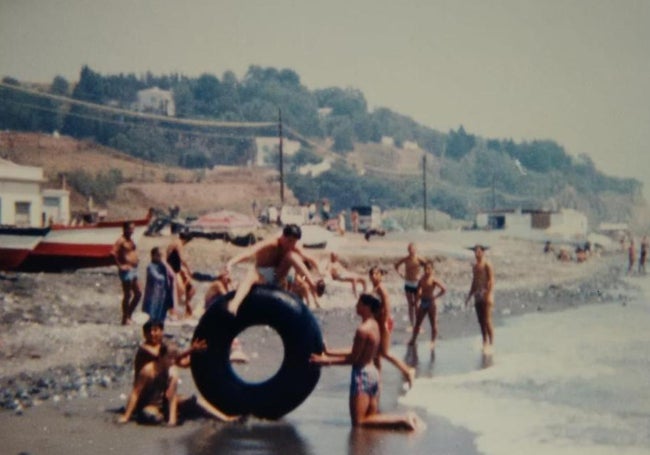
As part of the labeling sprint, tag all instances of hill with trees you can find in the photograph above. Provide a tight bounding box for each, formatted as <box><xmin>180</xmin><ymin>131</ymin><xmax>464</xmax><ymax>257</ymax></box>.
<box><xmin>0</xmin><ymin>65</ymin><xmax>647</xmax><ymax>230</ymax></box>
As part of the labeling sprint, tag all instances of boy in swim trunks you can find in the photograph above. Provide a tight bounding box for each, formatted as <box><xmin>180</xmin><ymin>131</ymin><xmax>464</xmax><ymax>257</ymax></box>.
<box><xmin>408</xmin><ymin>260</ymin><xmax>446</xmax><ymax>349</ymax></box>
<box><xmin>369</xmin><ymin>266</ymin><xmax>415</xmax><ymax>388</ymax></box>
<box><xmin>311</xmin><ymin>294</ymin><xmax>421</xmax><ymax>430</ymax></box>
<box><xmin>112</xmin><ymin>221</ymin><xmax>142</xmax><ymax>325</ymax></box>
<box><xmin>394</xmin><ymin>243</ymin><xmax>427</xmax><ymax>331</ymax></box>
<box><xmin>118</xmin><ymin>321</ymin><xmax>237</xmax><ymax>426</ymax></box>
<box><xmin>464</xmin><ymin>245</ymin><xmax>495</xmax><ymax>353</ymax></box>
<box><xmin>224</xmin><ymin>224</ymin><xmax>325</xmax><ymax>315</ymax></box>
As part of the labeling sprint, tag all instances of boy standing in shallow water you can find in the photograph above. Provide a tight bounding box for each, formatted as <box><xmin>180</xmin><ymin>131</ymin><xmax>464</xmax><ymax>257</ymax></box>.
<box><xmin>394</xmin><ymin>243</ymin><xmax>427</xmax><ymax>331</ymax></box>
<box><xmin>464</xmin><ymin>245</ymin><xmax>495</xmax><ymax>353</ymax></box>
<box><xmin>408</xmin><ymin>260</ymin><xmax>446</xmax><ymax>350</ymax></box>
<box><xmin>311</xmin><ymin>294</ymin><xmax>422</xmax><ymax>430</ymax></box>
<box><xmin>369</xmin><ymin>266</ymin><xmax>415</xmax><ymax>388</ymax></box>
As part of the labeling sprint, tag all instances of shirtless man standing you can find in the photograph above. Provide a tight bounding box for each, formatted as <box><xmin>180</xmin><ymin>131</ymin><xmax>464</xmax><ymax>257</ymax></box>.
<box><xmin>224</xmin><ymin>224</ymin><xmax>325</xmax><ymax>315</ymax></box>
<box><xmin>464</xmin><ymin>245</ymin><xmax>495</xmax><ymax>353</ymax></box>
<box><xmin>311</xmin><ymin>294</ymin><xmax>421</xmax><ymax>430</ymax></box>
<box><xmin>112</xmin><ymin>221</ymin><xmax>142</xmax><ymax>325</ymax></box>
<box><xmin>408</xmin><ymin>260</ymin><xmax>446</xmax><ymax>350</ymax></box>
<box><xmin>394</xmin><ymin>243</ymin><xmax>427</xmax><ymax>331</ymax></box>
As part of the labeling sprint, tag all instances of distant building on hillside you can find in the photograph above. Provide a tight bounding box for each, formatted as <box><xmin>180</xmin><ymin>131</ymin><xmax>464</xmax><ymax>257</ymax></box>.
<box><xmin>135</xmin><ymin>87</ymin><xmax>175</xmax><ymax>116</ymax></box>
<box><xmin>254</xmin><ymin>137</ymin><xmax>301</xmax><ymax>167</ymax></box>
<box><xmin>381</xmin><ymin>136</ymin><xmax>395</xmax><ymax>147</ymax></box>
<box><xmin>474</xmin><ymin>208</ymin><xmax>588</xmax><ymax>240</ymax></box>
<box><xmin>402</xmin><ymin>140</ymin><xmax>420</xmax><ymax>151</ymax></box>
<box><xmin>297</xmin><ymin>159</ymin><xmax>332</xmax><ymax>177</ymax></box>
<box><xmin>317</xmin><ymin>107</ymin><xmax>333</xmax><ymax>119</ymax></box>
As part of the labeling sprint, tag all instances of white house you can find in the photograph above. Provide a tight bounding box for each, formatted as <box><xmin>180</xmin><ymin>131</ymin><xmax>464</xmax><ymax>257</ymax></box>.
<box><xmin>402</xmin><ymin>140</ymin><xmax>420</xmax><ymax>151</ymax></box>
<box><xmin>254</xmin><ymin>137</ymin><xmax>301</xmax><ymax>167</ymax></box>
<box><xmin>297</xmin><ymin>158</ymin><xmax>332</xmax><ymax>177</ymax></box>
<box><xmin>135</xmin><ymin>87</ymin><xmax>175</xmax><ymax>116</ymax></box>
<box><xmin>475</xmin><ymin>208</ymin><xmax>588</xmax><ymax>240</ymax></box>
<box><xmin>317</xmin><ymin>107</ymin><xmax>332</xmax><ymax>119</ymax></box>
<box><xmin>0</xmin><ymin>159</ymin><xmax>70</xmax><ymax>227</ymax></box>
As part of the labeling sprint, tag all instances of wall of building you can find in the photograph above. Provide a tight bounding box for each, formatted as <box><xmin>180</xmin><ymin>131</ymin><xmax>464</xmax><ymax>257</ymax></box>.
<box><xmin>0</xmin><ymin>180</ymin><xmax>43</xmax><ymax>226</ymax></box>
<box><xmin>42</xmin><ymin>189</ymin><xmax>70</xmax><ymax>225</ymax></box>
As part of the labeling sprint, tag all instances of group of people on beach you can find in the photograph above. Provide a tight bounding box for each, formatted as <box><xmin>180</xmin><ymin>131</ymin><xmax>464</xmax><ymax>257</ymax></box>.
<box><xmin>111</xmin><ymin>221</ymin><xmax>495</xmax><ymax>430</ymax></box>
<box><xmin>626</xmin><ymin>235</ymin><xmax>649</xmax><ymax>275</ymax></box>
<box><xmin>112</xmin><ymin>222</ymin><xmax>197</xmax><ymax>326</ymax></box>
<box><xmin>394</xmin><ymin>242</ymin><xmax>495</xmax><ymax>353</ymax></box>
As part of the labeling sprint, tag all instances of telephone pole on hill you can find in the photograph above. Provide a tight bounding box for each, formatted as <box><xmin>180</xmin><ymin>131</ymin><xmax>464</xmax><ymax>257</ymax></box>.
<box><xmin>422</xmin><ymin>153</ymin><xmax>428</xmax><ymax>230</ymax></box>
<box><xmin>278</xmin><ymin>109</ymin><xmax>284</xmax><ymax>205</ymax></box>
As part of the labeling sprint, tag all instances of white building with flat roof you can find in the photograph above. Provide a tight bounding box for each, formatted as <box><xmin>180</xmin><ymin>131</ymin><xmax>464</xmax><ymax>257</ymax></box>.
<box><xmin>475</xmin><ymin>208</ymin><xmax>588</xmax><ymax>240</ymax></box>
<box><xmin>0</xmin><ymin>159</ymin><xmax>69</xmax><ymax>226</ymax></box>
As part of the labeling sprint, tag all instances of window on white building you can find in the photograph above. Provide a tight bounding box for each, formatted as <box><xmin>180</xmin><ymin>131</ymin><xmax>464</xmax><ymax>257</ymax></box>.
<box><xmin>15</xmin><ymin>201</ymin><xmax>31</xmax><ymax>226</ymax></box>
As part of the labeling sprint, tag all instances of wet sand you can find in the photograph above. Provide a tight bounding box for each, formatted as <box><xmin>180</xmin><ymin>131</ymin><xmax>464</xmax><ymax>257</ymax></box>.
<box><xmin>0</xmin><ymin>231</ymin><xmax>634</xmax><ymax>454</ymax></box>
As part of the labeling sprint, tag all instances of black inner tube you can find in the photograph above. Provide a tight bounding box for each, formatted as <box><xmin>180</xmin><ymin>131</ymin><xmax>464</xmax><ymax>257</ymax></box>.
<box><xmin>191</xmin><ymin>284</ymin><xmax>324</xmax><ymax>419</ymax></box>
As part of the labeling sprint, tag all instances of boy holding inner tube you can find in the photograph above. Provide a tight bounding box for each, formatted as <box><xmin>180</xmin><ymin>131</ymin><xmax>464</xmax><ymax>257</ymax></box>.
<box><xmin>310</xmin><ymin>294</ymin><xmax>422</xmax><ymax>430</ymax></box>
<box><xmin>224</xmin><ymin>224</ymin><xmax>325</xmax><ymax>315</ymax></box>
<box><xmin>117</xmin><ymin>320</ymin><xmax>237</xmax><ymax>425</ymax></box>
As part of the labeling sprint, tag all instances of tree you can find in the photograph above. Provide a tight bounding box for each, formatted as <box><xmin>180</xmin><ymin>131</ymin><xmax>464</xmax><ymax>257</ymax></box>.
<box><xmin>445</xmin><ymin>126</ymin><xmax>476</xmax><ymax>160</ymax></box>
<box><xmin>172</xmin><ymin>79</ymin><xmax>195</xmax><ymax>118</ymax></box>
<box><xmin>193</xmin><ymin>73</ymin><xmax>221</xmax><ymax>117</ymax></box>
<box><xmin>219</xmin><ymin>70</ymin><xmax>242</xmax><ymax>120</ymax></box>
<box><xmin>332</xmin><ymin>121</ymin><xmax>355</xmax><ymax>153</ymax></box>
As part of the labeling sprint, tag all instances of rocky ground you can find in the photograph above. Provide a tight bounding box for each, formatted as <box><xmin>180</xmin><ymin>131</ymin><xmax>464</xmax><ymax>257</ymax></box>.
<box><xmin>0</xmin><ymin>232</ymin><xmax>633</xmax><ymax>413</ymax></box>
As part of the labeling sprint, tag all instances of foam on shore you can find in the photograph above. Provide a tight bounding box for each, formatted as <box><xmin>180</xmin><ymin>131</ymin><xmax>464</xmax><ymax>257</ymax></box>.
<box><xmin>401</xmin><ymin>277</ymin><xmax>650</xmax><ymax>455</ymax></box>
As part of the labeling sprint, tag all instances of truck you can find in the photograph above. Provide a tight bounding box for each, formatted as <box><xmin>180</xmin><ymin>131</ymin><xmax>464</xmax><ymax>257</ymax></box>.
<box><xmin>350</xmin><ymin>205</ymin><xmax>382</xmax><ymax>232</ymax></box>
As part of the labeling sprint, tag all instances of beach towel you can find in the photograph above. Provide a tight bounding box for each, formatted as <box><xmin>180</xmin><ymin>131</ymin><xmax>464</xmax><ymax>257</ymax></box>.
<box><xmin>143</xmin><ymin>261</ymin><xmax>176</xmax><ymax>322</ymax></box>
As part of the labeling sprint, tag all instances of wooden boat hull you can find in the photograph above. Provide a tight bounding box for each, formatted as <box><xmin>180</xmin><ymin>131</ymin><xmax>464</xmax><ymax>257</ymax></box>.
<box><xmin>17</xmin><ymin>216</ymin><xmax>149</xmax><ymax>272</ymax></box>
<box><xmin>0</xmin><ymin>227</ymin><xmax>49</xmax><ymax>271</ymax></box>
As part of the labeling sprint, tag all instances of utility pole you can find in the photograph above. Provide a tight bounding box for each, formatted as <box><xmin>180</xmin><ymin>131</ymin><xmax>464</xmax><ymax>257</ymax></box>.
<box><xmin>278</xmin><ymin>109</ymin><xmax>284</xmax><ymax>205</ymax></box>
<box><xmin>422</xmin><ymin>153</ymin><xmax>427</xmax><ymax>230</ymax></box>
<box><xmin>491</xmin><ymin>173</ymin><xmax>496</xmax><ymax>210</ymax></box>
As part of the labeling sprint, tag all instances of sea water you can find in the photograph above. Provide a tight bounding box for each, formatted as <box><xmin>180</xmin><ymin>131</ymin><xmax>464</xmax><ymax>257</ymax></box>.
<box><xmin>401</xmin><ymin>278</ymin><xmax>650</xmax><ymax>455</ymax></box>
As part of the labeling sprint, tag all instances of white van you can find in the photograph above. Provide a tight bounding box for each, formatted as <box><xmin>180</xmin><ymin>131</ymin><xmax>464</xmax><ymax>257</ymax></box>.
<box><xmin>351</xmin><ymin>205</ymin><xmax>382</xmax><ymax>232</ymax></box>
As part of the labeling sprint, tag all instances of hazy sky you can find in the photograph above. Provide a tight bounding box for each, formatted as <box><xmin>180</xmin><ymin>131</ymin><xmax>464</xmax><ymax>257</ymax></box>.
<box><xmin>1</xmin><ymin>0</ymin><xmax>649</xmax><ymax>199</ymax></box>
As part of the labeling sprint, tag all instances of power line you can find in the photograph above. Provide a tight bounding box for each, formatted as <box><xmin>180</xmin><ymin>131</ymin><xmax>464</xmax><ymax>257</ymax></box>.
<box><xmin>0</xmin><ymin>98</ymin><xmax>275</xmax><ymax>141</ymax></box>
<box><xmin>0</xmin><ymin>82</ymin><xmax>275</xmax><ymax>129</ymax></box>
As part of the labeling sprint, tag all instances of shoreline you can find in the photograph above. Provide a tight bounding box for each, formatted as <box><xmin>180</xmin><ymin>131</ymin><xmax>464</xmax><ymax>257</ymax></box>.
<box><xmin>0</xmin><ymin>232</ymin><xmax>639</xmax><ymax>454</ymax></box>
<box><xmin>0</xmin><ymin>233</ymin><xmax>633</xmax><ymax>408</ymax></box>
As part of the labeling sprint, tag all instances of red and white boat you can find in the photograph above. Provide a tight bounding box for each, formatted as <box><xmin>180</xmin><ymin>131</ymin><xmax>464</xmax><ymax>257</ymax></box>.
<box><xmin>17</xmin><ymin>215</ymin><xmax>151</xmax><ymax>272</ymax></box>
<box><xmin>0</xmin><ymin>226</ymin><xmax>50</xmax><ymax>271</ymax></box>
